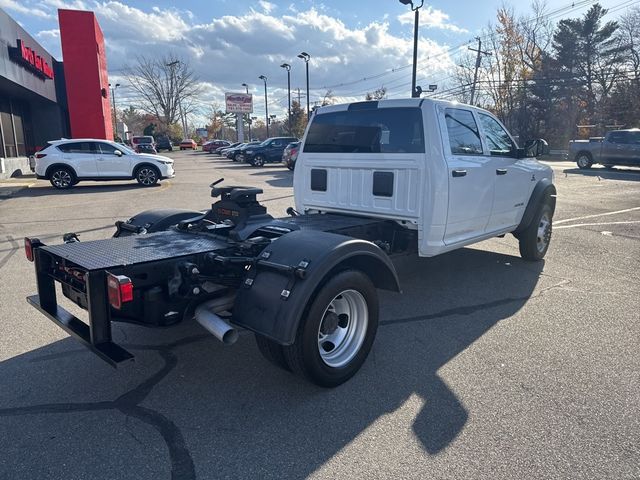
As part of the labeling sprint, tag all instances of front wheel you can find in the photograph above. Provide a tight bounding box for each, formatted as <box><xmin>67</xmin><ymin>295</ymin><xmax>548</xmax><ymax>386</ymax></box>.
<box><xmin>135</xmin><ymin>166</ymin><xmax>159</xmax><ymax>186</ymax></box>
<box><xmin>518</xmin><ymin>203</ymin><xmax>553</xmax><ymax>261</ymax></box>
<box><xmin>576</xmin><ymin>154</ymin><xmax>593</xmax><ymax>169</ymax></box>
<box><xmin>283</xmin><ymin>270</ymin><xmax>379</xmax><ymax>387</ymax></box>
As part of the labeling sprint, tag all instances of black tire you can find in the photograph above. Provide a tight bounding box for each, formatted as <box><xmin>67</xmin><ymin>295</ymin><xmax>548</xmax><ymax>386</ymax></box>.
<box><xmin>576</xmin><ymin>153</ymin><xmax>593</xmax><ymax>169</ymax></box>
<box><xmin>286</xmin><ymin>162</ymin><xmax>295</xmax><ymax>171</ymax></box>
<box><xmin>252</xmin><ymin>155</ymin><xmax>265</xmax><ymax>167</ymax></box>
<box><xmin>518</xmin><ymin>203</ymin><xmax>553</xmax><ymax>261</ymax></box>
<box><xmin>135</xmin><ymin>165</ymin><xmax>160</xmax><ymax>186</ymax></box>
<box><xmin>49</xmin><ymin>166</ymin><xmax>75</xmax><ymax>189</ymax></box>
<box><xmin>255</xmin><ymin>335</ymin><xmax>291</xmax><ymax>371</ymax></box>
<box><xmin>283</xmin><ymin>270</ymin><xmax>379</xmax><ymax>387</ymax></box>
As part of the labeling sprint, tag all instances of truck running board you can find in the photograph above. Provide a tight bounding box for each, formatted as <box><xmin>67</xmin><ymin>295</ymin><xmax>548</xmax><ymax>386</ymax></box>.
<box><xmin>27</xmin><ymin>295</ymin><xmax>134</xmax><ymax>366</ymax></box>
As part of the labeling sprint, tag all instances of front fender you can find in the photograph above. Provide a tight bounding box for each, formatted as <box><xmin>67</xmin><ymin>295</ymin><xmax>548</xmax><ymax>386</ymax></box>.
<box><xmin>513</xmin><ymin>179</ymin><xmax>556</xmax><ymax>236</ymax></box>
<box><xmin>232</xmin><ymin>229</ymin><xmax>400</xmax><ymax>345</ymax></box>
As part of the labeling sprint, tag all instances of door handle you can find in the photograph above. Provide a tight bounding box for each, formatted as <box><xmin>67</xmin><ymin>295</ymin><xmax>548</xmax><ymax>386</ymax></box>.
<box><xmin>496</xmin><ymin>168</ymin><xmax>508</xmax><ymax>175</ymax></box>
<box><xmin>452</xmin><ymin>169</ymin><xmax>467</xmax><ymax>177</ymax></box>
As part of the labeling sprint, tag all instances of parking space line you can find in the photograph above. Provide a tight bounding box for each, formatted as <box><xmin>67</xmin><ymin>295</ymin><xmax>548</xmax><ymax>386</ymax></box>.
<box><xmin>555</xmin><ymin>220</ymin><xmax>640</xmax><ymax>229</ymax></box>
<box><xmin>555</xmin><ymin>206</ymin><xmax>640</xmax><ymax>225</ymax></box>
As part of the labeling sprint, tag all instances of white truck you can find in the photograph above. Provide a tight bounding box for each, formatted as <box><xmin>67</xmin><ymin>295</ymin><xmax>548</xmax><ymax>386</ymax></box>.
<box><xmin>25</xmin><ymin>99</ymin><xmax>556</xmax><ymax>387</ymax></box>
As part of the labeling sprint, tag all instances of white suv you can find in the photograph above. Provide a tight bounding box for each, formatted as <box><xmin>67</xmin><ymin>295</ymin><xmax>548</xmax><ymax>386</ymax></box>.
<box><xmin>34</xmin><ymin>139</ymin><xmax>175</xmax><ymax>189</ymax></box>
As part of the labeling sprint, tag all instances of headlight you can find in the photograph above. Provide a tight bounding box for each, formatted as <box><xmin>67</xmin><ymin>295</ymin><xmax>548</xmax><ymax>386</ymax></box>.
<box><xmin>157</xmin><ymin>159</ymin><xmax>173</xmax><ymax>165</ymax></box>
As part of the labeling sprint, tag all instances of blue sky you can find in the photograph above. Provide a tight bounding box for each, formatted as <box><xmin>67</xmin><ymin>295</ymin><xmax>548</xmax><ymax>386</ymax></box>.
<box><xmin>1</xmin><ymin>0</ymin><xmax>636</xmax><ymax>120</ymax></box>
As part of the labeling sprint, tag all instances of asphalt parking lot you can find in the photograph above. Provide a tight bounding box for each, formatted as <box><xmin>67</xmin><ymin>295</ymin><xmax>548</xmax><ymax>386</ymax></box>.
<box><xmin>0</xmin><ymin>151</ymin><xmax>638</xmax><ymax>479</ymax></box>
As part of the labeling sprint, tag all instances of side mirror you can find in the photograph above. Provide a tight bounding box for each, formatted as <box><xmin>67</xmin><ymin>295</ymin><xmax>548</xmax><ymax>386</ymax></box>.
<box><xmin>524</xmin><ymin>138</ymin><xmax>549</xmax><ymax>158</ymax></box>
<box><xmin>114</xmin><ymin>150</ymin><xmax>123</xmax><ymax>157</ymax></box>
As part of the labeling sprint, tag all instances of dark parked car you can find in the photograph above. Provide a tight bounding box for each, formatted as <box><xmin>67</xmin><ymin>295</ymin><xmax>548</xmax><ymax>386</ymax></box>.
<box><xmin>203</xmin><ymin>140</ymin><xmax>231</xmax><ymax>153</ymax></box>
<box><xmin>240</xmin><ymin>137</ymin><xmax>298</xmax><ymax>167</ymax></box>
<box><xmin>216</xmin><ymin>142</ymin><xmax>241</xmax><ymax>155</ymax></box>
<box><xmin>282</xmin><ymin>141</ymin><xmax>301</xmax><ymax>170</ymax></box>
<box><xmin>230</xmin><ymin>141</ymin><xmax>261</xmax><ymax>161</ymax></box>
<box><xmin>135</xmin><ymin>144</ymin><xmax>158</xmax><ymax>154</ymax></box>
<box><xmin>155</xmin><ymin>137</ymin><xmax>173</xmax><ymax>152</ymax></box>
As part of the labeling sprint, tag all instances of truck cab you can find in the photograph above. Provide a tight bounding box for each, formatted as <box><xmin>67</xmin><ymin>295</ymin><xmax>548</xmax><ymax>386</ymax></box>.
<box><xmin>295</xmin><ymin>98</ymin><xmax>554</xmax><ymax>257</ymax></box>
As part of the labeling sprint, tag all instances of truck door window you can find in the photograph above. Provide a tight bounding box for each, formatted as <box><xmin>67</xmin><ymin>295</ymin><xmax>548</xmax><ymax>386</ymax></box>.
<box><xmin>444</xmin><ymin>108</ymin><xmax>483</xmax><ymax>155</ymax></box>
<box><xmin>478</xmin><ymin>113</ymin><xmax>515</xmax><ymax>156</ymax></box>
<box><xmin>608</xmin><ymin>132</ymin><xmax>628</xmax><ymax>144</ymax></box>
<box><xmin>304</xmin><ymin>107</ymin><xmax>424</xmax><ymax>154</ymax></box>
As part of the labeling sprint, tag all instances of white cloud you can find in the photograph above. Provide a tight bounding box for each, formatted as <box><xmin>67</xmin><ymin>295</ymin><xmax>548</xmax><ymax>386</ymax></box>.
<box><xmin>0</xmin><ymin>0</ymin><xmax>52</xmax><ymax>18</ymax></box>
<box><xmin>397</xmin><ymin>5</ymin><xmax>468</xmax><ymax>34</ymax></box>
<box><xmin>14</xmin><ymin>1</ymin><xmax>460</xmax><ymax>121</ymax></box>
<box><xmin>258</xmin><ymin>0</ymin><xmax>275</xmax><ymax>14</ymax></box>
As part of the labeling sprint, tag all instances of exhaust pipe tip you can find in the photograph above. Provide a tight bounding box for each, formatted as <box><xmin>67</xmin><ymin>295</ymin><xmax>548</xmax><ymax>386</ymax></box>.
<box><xmin>221</xmin><ymin>328</ymin><xmax>239</xmax><ymax>345</ymax></box>
<box><xmin>195</xmin><ymin>303</ymin><xmax>239</xmax><ymax>346</ymax></box>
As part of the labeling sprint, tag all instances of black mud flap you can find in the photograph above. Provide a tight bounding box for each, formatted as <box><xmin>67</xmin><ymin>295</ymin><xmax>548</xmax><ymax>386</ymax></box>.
<box><xmin>513</xmin><ymin>179</ymin><xmax>557</xmax><ymax>237</ymax></box>
<box><xmin>232</xmin><ymin>230</ymin><xmax>400</xmax><ymax>345</ymax></box>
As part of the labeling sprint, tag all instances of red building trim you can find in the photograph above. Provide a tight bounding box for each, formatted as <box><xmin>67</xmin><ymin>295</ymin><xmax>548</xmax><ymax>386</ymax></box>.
<box><xmin>58</xmin><ymin>9</ymin><xmax>113</xmax><ymax>140</ymax></box>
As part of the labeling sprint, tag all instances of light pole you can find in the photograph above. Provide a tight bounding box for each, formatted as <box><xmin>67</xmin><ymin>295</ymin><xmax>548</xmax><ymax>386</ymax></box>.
<box><xmin>241</xmin><ymin>82</ymin><xmax>251</xmax><ymax>140</ymax></box>
<box><xmin>297</xmin><ymin>52</ymin><xmax>310</xmax><ymax>119</ymax></box>
<box><xmin>399</xmin><ymin>0</ymin><xmax>424</xmax><ymax>98</ymax></box>
<box><xmin>258</xmin><ymin>75</ymin><xmax>269</xmax><ymax>138</ymax></box>
<box><xmin>108</xmin><ymin>82</ymin><xmax>120</xmax><ymax>140</ymax></box>
<box><xmin>280</xmin><ymin>63</ymin><xmax>292</xmax><ymax>134</ymax></box>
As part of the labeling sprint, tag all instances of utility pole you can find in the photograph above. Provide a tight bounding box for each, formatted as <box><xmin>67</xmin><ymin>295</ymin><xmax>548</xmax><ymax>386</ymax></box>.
<box><xmin>469</xmin><ymin>37</ymin><xmax>491</xmax><ymax>106</ymax></box>
<box><xmin>297</xmin><ymin>88</ymin><xmax>301</xmax><ymax>105</ymax></box>
<box><xmin>166</xmin><ymin>60</ymin><xmax>186</xmax><ymax>139</ymax></box>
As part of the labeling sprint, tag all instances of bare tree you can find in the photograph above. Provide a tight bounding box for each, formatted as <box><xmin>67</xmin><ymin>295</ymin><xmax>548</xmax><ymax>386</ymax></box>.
<box><xmin>365</xmin><ymin>86</ymin><xmax>387</xmax><ymax>100</ymax></box>
<box><xmin>124</xmin><ymin>54</ymin><xmax>201</xmax><ymax>128</ymax></box>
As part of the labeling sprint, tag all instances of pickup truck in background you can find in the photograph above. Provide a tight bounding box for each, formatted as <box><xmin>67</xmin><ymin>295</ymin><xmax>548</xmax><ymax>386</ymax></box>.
<box><xmin>25</xmin><ymin>98</ymin><xmax>556</xmax><ymax>387</ymax></box>
<box><xmin>569</xmin><ymin>129</ymin><xmax>640</xmax><ymax>169</ymax></box>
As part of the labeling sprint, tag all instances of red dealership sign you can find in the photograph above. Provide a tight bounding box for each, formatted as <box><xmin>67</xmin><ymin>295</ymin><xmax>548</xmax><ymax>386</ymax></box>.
<box><xmin>8</xmin><ymin>39</ymin><xmax>54</xmax><ymax>80</ymax></box>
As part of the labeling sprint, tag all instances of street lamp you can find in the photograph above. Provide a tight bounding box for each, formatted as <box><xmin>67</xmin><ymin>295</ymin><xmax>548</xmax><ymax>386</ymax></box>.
<box><xmin>108</xmin><ymin>82</ymin><xmax>120</xmax><ymax>140</ymax></box>
<box><xmin>297</xmin><ymin>52</ymin><xmax>310</xmax><ymax>119</ymax></box>
<box><xmin>259</xmin><ymin>75</ymin><xmax>269</xmax><ymax>138</ymax></box>
<box><xmin>399</xmin><ymin>0</ymin><xmax>424</xmax><ymax>98</ymax></box>
<box><xmin>241</xmin><ymin>83</ymin><xmax>251</xmax><ymax>139</ymax></box>
<box><xmin>280</xmin><ymin>63</ymin><xmax>292</xmax><ymax>134</ymax></box>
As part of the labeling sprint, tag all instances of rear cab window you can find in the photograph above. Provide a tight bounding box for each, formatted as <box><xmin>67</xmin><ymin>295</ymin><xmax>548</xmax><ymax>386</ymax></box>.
<box><xmin>304</xmin><ymin>107</ymin><xmax>425</xmax><ymax>154</ymax></box>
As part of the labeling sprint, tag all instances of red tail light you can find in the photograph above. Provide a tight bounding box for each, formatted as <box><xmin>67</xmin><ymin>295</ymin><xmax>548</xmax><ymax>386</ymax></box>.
<box><xmin>25</xmin><ymin>237</ymin><xmax>35</xmax><ymax>262</ymax></box>
<box><xmin>35</xmin><ymin>153</ymin><xmax>47</xmax><ymax>159</ymax></box>
<box><xmin>107</xmin><ymin>274</ymin><xmax>134</xmax><ymax>309</ymax></box>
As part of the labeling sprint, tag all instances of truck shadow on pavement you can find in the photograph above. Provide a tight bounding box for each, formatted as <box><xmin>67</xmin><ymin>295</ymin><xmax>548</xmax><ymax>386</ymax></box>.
<box><xmin>249</xmin><ymin>169</ymin><xmax>293</xmax><ymax>188</ymax></box>
<box><xmin>0</xmin><ymin>247</ymin><xmax>544</xmax><ymax>479</ymax></box>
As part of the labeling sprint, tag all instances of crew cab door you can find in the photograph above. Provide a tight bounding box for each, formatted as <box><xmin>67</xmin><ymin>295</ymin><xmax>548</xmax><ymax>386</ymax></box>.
<box><xmin>602</xmin><ymin>131</ymin><xmax>640</xmax><ymax>166</ymax></box>
<box><xmin>441</xmin><ymin>108</ymin><xmax>494</xmax><ymax>245</ymax></box>
<box><xmin>95</xmin><ymin>142</ymin><xmax>130</xmax><ymax>177</ymax></box>
<box><xmin>57</xmin><ymin>141</ymin><xmax>99</xmax><ymax>177</ymax></box>
<box><xmin>476</xmin><ymin>113</ymin><xmax>531</xmax><ymax>231</ymax></box>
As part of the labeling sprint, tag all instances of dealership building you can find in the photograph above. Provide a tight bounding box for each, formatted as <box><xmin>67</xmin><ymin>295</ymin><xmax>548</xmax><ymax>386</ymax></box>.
<box><xmin>0</xmin><ymin>8</ymin><xmax>113</xmax><ymax>179</ymax></box>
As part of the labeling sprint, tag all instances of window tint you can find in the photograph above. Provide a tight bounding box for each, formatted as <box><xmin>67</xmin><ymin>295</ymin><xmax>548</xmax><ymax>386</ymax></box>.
<box><xmin>304</xmin><ymin>107</ymin><xmax>424</xmax><ymax>154</ymax></box>
<box><xmin>445</xmin><ymin>108</ymin><xmax>483</xmax><ymax>155</ymax></box>
<box><xmin>478</xmin><ymin>113</ymin><xmax>515</xmax><ymax>156</ymax></box>
<box><xmin>97</xmin><ymin>142</ymin><xmax>119</xmax><ymax>154</ymax></box>
<box><xmin>58</xmin><ymin>142</ymin><xmax>98</xmax><ymax>154</ymax></box>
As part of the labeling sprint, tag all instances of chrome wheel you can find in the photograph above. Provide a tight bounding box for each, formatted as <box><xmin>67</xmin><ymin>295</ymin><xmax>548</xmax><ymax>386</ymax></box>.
<box><xmin>537</xmin><ymin>212</ymin><xmax>552</xmax><ymax>254</ymax></box>
<box><xmin>317</xmin><ymin>290</ymin><xmax>368</xmax><ymax>368</ymax></box>
<box><xmin>137</xmin><ymin>167</ymin><xmax>157</xmax><ymax>186</ymax></box>
<box><xmin>253</xmin><ymin>156</ymin><xmax>264</xmax><ymax>167</ymax></box>
<box><xmin>577</xmin><ymin>155</ymin><xmax>592</xmax><ymax>169</ymax></box>
<box><xmin>51</xmin><ymin>170</ymin><xmax>73</xmax><ymax>189</ymax></box>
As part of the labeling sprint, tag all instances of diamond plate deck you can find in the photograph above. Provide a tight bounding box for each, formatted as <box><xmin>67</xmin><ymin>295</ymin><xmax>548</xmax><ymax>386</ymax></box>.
<box><xmin>42</xmin><ymin>231</ymin><xmax>227</xmax><ymax>271</ymax></box>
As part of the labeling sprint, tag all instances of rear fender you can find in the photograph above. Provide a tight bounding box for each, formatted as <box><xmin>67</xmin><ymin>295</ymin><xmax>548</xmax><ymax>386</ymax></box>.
<box><xmin>232</xmin><ymin>229</ymin><xmax>400</xmax><ymax>345</ymax></box>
